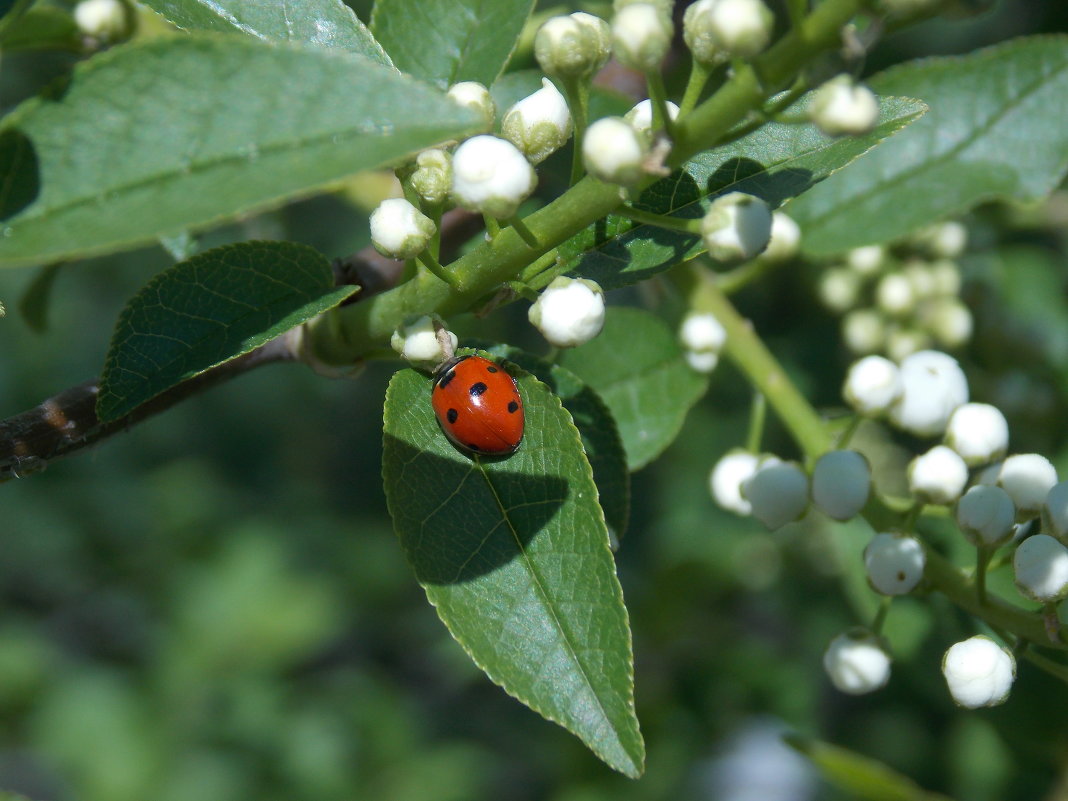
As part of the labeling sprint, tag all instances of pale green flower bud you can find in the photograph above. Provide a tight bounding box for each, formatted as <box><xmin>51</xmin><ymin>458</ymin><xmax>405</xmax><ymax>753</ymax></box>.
<box><xmin>502</xmin><ymin>78</ymin><xmax>573</xmax><ymax>165</ymax></box>
<box><xmin>450</xmin><ymin>135</ymin><xmax>536</xmax><ymax>219</ymax></box>
<box><xmin>684</xmin><ymin>0</ymin><xmax>774</xmax><ymax>65</ymax></box>
<box><xmin>534</xmin><ymin>12</ymin><xmax>612</xmax><ymax>80</ymax></box>
<box><xmin>611</xmin><ymin>3</ymin><xmax>673</xmax><ymax>73</ymax></box>
<box><xmin>410</xmin><ymin>149</ymin><xmax>452</xmax><ymax>205</ymax></box>
<box><xmin>446</xmin><ymin>82</ymin><xmax>496</xmax><ymax>131</ymax></box>
<box><xmin>528</xmin><ymin>277</ymin><xmax>606</xmax><ymax>348</ymax></box>
<box><xmin>74</xmin><ymin>0</ymin><xmax>132</xmax><ymax>40</ymax></box>
<box><xmin>582</xmin><ymin>116</ymin><xmax>647</xmax><ymax>186</ymax></box>
<box><xmin>369</xmin><ymin>198</ymin><xmax>436</xmax><ymax>259</ymax></box>
<box><xmin>810</xmin><ymin>75</ymin><xmax>880</xmax><ymax>137</ymax></box>
<box><xmin>391</xmin><ymin>315</ymin><xmax>457</xmax><ymax>368</ymax></box>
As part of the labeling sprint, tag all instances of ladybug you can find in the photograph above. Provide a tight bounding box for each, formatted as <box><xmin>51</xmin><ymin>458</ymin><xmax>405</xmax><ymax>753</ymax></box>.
<box><xmin>431</xmin><ymin>355</ymin><xmax>524</xmax><ymax>455</ymax></box>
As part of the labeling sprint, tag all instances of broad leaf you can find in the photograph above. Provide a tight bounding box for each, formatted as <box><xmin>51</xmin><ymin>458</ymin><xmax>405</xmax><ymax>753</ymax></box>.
<box><xmin>0</xmin><ymin>5</ymin><xmax>80</xmax><ymax>52</ymax></box>
<box><xmin>0</xmin><ymin>36</ymin><xmax>483</xmax><ymax>267</ymax></box>
<box><xmin>97</xmin><ymin>241</ymin><xmax>357</xmax><ymax>421</ymax></box>
<box><xmin>558</xmin><ymin>308</ymin><xmax>708</xmax><ymax>471</ymax></box>
<box><xmin>382</xmin><ymin>357</ymin><xmax>644</xmax><ymax>778</ymax></box>
<box><xmin>139</xmin><ymin>0</ymin><xmax>392</xmax><ymax>65</ymax></box>
<box><xmin>558</xmin><ymin>97</ymin><xmax>925</xmax><ymax>289</ymax></box>
<box><xmin>371</xmin><ymin>0</ymin><xmax>533</xmax><ymax>89</ymax></box>
<box><xmin>790</xmin><ymin>36</ymin><xmax>1068</xmax><ymax>255</ymax></box>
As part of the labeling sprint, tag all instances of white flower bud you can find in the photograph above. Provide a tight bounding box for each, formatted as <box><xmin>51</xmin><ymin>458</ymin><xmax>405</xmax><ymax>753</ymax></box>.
<box><xmin>942</xmin><ymin>636</ymin><xmax>1015</xmax><ymax>709</ymax></box>
<box><xmin>864</xmin><ymin>532</ymin><xmax>925</xmax><ymax>595</ymax></box>
<box><xmin>926</xmin><ymin>297</ymin><xmax>973</xmax><ymax>348</ymax></box>
<box><xmin>410</xmin><ymin>149</ymin><xmax>452</xmax><ymax>205</ymax></box>
<box><xmin>624</xmin><ymin>99</ymin><xmax>681</xmax><ymax>136</ymax></box>
<box><xmin>583</xmin><ymin>116</ymin><xmax>647</xmax><ymax>186</ymax></box>
<box><xmin>390</xmin><ymin>315</ymin><xmax>457</xmax><ymax>367</ymax></box>
<box><xmin>369</xmin><ymin>198</ymin><xmax>436</xmax><ymax>259</ymax></box>
<box><xmin>450</xmin><ymin>135</ymin><xmax>536</xmax><ymax>219</ymax></box>
<box><xmin>929</xmin><ymin>259</ymin><xmax>962</xmax><ymax>296</ymax></box>
<box><xmin>885</xmin><ymin>325</ymin><xmax>931</xmax><ymax>363</ymax></box>
<box><xmin>743</xmin><ymin>459</ymin><xmax>809</xmax><ymax>530</ymax></box>
<box><xmin>534</xmin><ymin>12</ymin><xmax>612</xmax><ymax>80</ymax></box>
<box><xmin>841</xmin><ymin>309</ymin><xmax>886</xmax><ymax>355</ymax></box>
<box><xmin>760</xmin><ymin>211</ymin><xmax>801</xmax><ymax>263</ymax></box>
<box><xmin>683</xmin><ymin>0</ymin><xmax>773</xmax><ymax>65</ymax></box>
<box><xmin>611</xmin><ymin>3</ymin><xmax>673</xmax><ymax>72</ymax></box>
<box><xmin>956</xmin><ymin>485</ymin><xmax>1015</xmax><ymax>547</ymax></box>
<box><xmin>1044</xmin><ymin>481</ymin><xmax>1068</xmax><ymax>543</ymax></box>
<box><xmin>685</xmin><ymin>349</ymin><xmax>719</xmax><ymax>373</ymax></box>
<box><xmin>1013</xmin><ymin>534</ymin><xmax>1068</xmax><ymax>603</ymax></box>
<box><xmin>998</xmin><ymin>453</ymin><xmax>1058</xmax><ymax>521</ymax></box>
<box><xmin>74</xmin><ymin>0</ymin><xmax>130</xmax><ymax>39</ymax></box>
<box><xmin>823</xmin><ymin>631</ymin><xmax>891</xmax><ymax>695</ymax></box>
<box><xmin>701</xmin><ymin>192</ymin><xmax>772</xmax><ymax>264</ymax></box>
<box><xmin>710</xmin><ymin>450</ymin><xmax>760</xmax><ymax>516</ymax></box>
<box><xmin>903</xmin><ymin>261</ymin><xmax>937</xmax><ymax>300</ymax></box>
<box><xmin>875</xmin><ymin>272</ymin><xmax>915</xmax><ymax>316</ymax></box>
<box><xmin>528</xmin><ymin>277</ymin><xmax>606</xmax><ymax>348</ymax></box>
<box><xmin>843</xmin><ymin>355</ymin><xmax>902</xmax><ymax>415</ymax></box>
<box><xmin>502</xmin><ymin>79</ymin><xmax>573</xmax><ymax>165</ymax></box>
<box><xmin>909</xmin><ymin>445</ymin><xmax>968</xmax><ymax>505</ymax></box>
<box><xmin>913</xmin><ymin>221</ymin><xmax>968</xmax><ymax>259</ymax></box>
<box><xmin>679</xmin><ymin>311</ymin><xmax>727</xmax><ymax>353</ymax></box>
<box><xmin>889</xmin><ymin>350</ymin><xmax>968</xmax><ymax>437</ymax></box>
<box><xmin>846</xmin><ymin>244</ymin><xmax>886</xmax><ymax>276</ymax></box>
<box><xmin>944</xmin><ymin>402</ymin><xmax>1008</xmax><ymax>467</ymax></box>
<box><xmin>811</xmin><ymin>450</ymin><xmax>871</xmax><ymax>521</ymax></box>
<box><xmin>446</xmin><ymin>82</ymin><xmax>496</xmax><ymax>130</ymax></box>
<box><xmin>810</xmin><ymin>75</ymin><xmax>880</xmax><ymax>137</ymax></box>
<box><xmin>818</xmin><ymin>268</ymin><xmax>862</xmax><ymax>313</ymax></box>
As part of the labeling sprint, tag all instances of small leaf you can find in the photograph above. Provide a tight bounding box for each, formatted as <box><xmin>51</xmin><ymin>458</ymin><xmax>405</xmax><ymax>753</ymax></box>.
<box><xmin>17</xmin><ymin>261</ymin><xmax>62</xmax><ymax>332</ymax></box>
<box><xmin>371</xmin><ymin>0</ymin><xmax>533</xmax><ymax>89</ymax></box>
<box><xmin>139</xmin><ymin>0</ymin><xmax>392</xmax><ymax>65</ymax></box>
<box><xmin>0</xmin><ymin>36</ymin><xmax>483</xmax><ymax>267</ymax></box>
<box><xmin>382</xmin><ymin>357</ymin><xmax>644</xmax><ymax>778</ymax></box>
<box><xmin>558</xmin><ymin>308</ymin><xmax>708</xmax><ymax>471</ymax></box>
<box><xmin>790</xmin><ymin>36</ymin><xmax>1068</xmax><ymax>255</ymax></box>
<box><xmin>97</xmin><ymin>240</ymin><xmax>357</xmax><ymax>422</ymax></box>
<box><xmin>0</xmin><ymin>5</ymin><xmax>80</xmax><ymax>52</ymax></box>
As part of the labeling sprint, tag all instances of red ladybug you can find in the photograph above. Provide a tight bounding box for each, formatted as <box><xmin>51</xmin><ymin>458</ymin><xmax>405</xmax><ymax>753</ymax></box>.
<box><xmin>431</xmin><ymin>355</ymin><xmax>524</xmax><ymax>455</ymax></box>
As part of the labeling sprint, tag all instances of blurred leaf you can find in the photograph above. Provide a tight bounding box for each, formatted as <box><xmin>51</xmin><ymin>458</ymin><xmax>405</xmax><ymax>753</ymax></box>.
<box><xmin>139</xmin><ymin>0</ymin><xmax>392</xmax><ymax>64</ymax></box>
<box><xmin>558</xmin><ymin>308</ymin><xmax>708</xmax><ymax>471</ymax></box>
<box><xmin>17</xmin><ymin>261</ymin><xmax>62</xmax><ymax>332</ymax></box>
<box><xmin>791</xmin><ymin>36</ymin><xmax>1068</xmax><ymax>255</ymax></box>
<box><xmin>371</xmin><ymin>0</ymin><xmax>533</xmax><ymax>88</ymax></box>
<box><xmin>382</xmin><ymin>357</ymin><xmax>644</xmax><ymax>778</ymax></box>
<box><xmin>97</xmin><ymin>241</ymin><xmax>357</xmax><ymax>422</ymax></box>
<box><xmin>158</xmin><ymin>230</ymin><xmax>198</xmax><ymax>261</ymax></box>
<box><xmin>0</xmin><ymin>36</ymin><xmax>483</xmax><ymax>267</ymax></box>
<box><xmin>0</xmin><ymin>5</ymin><xmax>80</xmax><ymax>52</ymax></box>
<box><xmin>558</xmin><ymin>96</ymin><xmax>925</xmax><ymax>290</ymax></box>
<box><xmin>786</xmin><ymin>735</ymin><xmax>953</xmax><ymax>801</ymax></box>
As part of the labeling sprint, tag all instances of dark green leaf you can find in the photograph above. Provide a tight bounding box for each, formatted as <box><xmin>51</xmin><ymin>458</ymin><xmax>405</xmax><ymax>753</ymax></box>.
<box><xmin>17</xmin><ymin>261</ymin><xmax>62</xmax><ymax>332</ymax></box>
<box><xmin>0</xmin><ymin>36</ymin><xmax>483</xmax><ymax>267</ymax></box>
<box><xmin>790</xmin><ymin>36</ymin><xmax>1068</xmax><ymax>255</ymax></box>
<box><xmin>558</xmin><ymin>97</ymin><xmax>925</xmax><ymax>290</ymax></box>
<box><xmin>0</xmin><ymin>6</ymin><xmax>80</xmax><ymax>52</ymax></box>
<box><xmin>139</xmin><ymin>0</ymin><xmax>392</xmax><ymax>64</ymax></box>
<box><xmin>371</xmin><ymin>0</ymin><xmax>533</xmax><ymax>88</ymax></box>
<box><xmin>97</xmin><ymin>241</ymin><xmax>357</xmax><ymax>421</ymax></box>
<box><xmin>559</xmin><ymin>308</ymin><xmax>708</xmax><ymax>471</ymax></box>
<box><xmin>382</xmin><ymin>356</ymin><xmax>644</xmax><ymax>778</ymax></box>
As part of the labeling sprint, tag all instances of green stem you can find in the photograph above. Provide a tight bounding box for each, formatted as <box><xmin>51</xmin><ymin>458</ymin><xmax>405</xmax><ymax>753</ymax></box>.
<box><xmin>618</xmin><ymin>205</ymin><xmax>702</xmax><ymax>234</ymax></box>
<box><xmin>483</xmin><ymin>214</ymin><xmax>501</xmax><ymax>239</ymax></box>
<box><xmin>646</xmin><ymin>69</ymin><xmax>673</xmax><ymax>136</ymax></box>
<box><xmin>562</xmin><ymin>78</ymin><xmax>590</xmax><ymax>186</ymax></box>
<box><xmin>836</xmin><ymin>414</ymin><xmax>863</xmax><ymax>449</ymax></box>
<box><xmin>976</xmin><ymin>545</ymin><xmax>992</xmax><ymax>606</ymax></box>
<box><xmin>424</xmin><ymin>201</ymin><xmax>444</xmax><ymax>260</ymax></box>
<box><xmin>507</xmin><ymin>215</ymin><xmax>540</xmax><ymax>248</ymax></box>
<box><xmin>679</xmin><ymin>59</ymin><xmax>713</xmax><ymax>117</ymax></box>
<box><xmin>871</xmin><ymin>596</ymin><xmax>892</xmax><ymax>636</ymax></box>
<box><xmin>1020</xmin><ymin>647</ymin><xmax>1068</xmax><ymax>685</ymax></box>
<box><xmin>417</xmin><ymin>251</ymin><xmax>459</xmax><ymax>288</ymax></box>
<box><xmin>714</xmin><ymin>256</ymin><xmax>783</xmax><ymax>295</ymax></box>
<box><xmin>746</xmin><ymin>392</ymin><xmax>766</xmax><ymax>453</ymax></box>
<box><xmin>518</xmin><ymin>249</ymin><xmax>560</xmax><ymax>285</ymax></box>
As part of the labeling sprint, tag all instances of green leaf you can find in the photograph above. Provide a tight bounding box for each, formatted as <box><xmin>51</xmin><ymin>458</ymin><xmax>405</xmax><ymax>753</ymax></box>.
<box><xmin>0</xmin><ymin>5</ymin><xmax>80</xmax><ymax>52</ymax></box>
<box><xmin>371</xmin><ymin>0</ymin><xmax>533</xmax><ymax>89</ymax></box>
<box><xmin>382</xmin><ymin>356</ymin><xmax>644</xmax><ymax>778</ymax></box>
<box><xmin>790</xmin><ymin>36</ymin><xmax>1068</xmax><ymax>255</ymax></box>
<box><xmin>96</xmin><ymin>241</ymin><xmax>357</xmax><ymax>422</ymax></box>
<box><xmin>558</xmin><ymin>308</ymin><xmax>708</xmax><ymax>471</ymax></box>
<box><xmin>17</xmin><ymin>261</ymin><xmax>62</xmax><ymax>332</ymax></box>
<box><xmin>139</xmin><ymin>0</ymin><xmax>392</xmax><ymax>65</ymax></box>
<box><xmin>558</xmin><ymin>96</ymin><xmax>925</xmax><ymax>290</ymax></box>
<box><xmin>0</xmin><ymin>36</ymin><xmax>483</xmax><ymax>267</ymax></box>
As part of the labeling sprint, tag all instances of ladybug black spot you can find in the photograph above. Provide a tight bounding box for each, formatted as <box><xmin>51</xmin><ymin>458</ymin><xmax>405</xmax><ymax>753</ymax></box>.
<box><xmin>437</xmin><ymin>370</ymin><xmax>456</xmax><ymax>389</ymax></box>
<box><xmin>487</xmin><ymin>365</ymin><xmax>499</xmax><ymax>373</ymax></box>
<box><xmin>469</xmin><ymin>382</ymin><xmax>488</xmax><ymax>396</ymax></box>
<box><xmin>447</xmin><ymin>408</ymin><xmax>458</xmax><ymax>424</ymax></box>
<box><xmin>507</xmin><ymin>400</ymin><xmax>519</xmax><ymax>413</ymax></box>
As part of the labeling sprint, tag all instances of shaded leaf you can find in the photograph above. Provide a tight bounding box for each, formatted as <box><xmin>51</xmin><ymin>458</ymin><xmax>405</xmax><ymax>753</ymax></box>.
<box><xmin>97</xmin><ymin>241</ymin><xmax>357</xmax><ymax>421</ymax></box>
<box><xmin>17</xmin><ymin>261</ymin><xmax>62</xmax><ymax>332</ymax></box>
<box><xmin>0</xmin><ymin>5</ymin><xmax>80</xmax><ymax>52</ymax></box>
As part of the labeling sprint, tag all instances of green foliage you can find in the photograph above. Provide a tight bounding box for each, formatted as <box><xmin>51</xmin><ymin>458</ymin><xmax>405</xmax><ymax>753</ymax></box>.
<box><xmin>0</xmin><ymin>5</ymin><xmax>79</xmax><ymax>52</ymax></box>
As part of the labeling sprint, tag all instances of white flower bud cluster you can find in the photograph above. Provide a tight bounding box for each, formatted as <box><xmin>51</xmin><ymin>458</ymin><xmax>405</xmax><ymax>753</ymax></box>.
<box><xmin>678</xmin><ymin>310</ymin><xmax>727</xmax><ymax>373</ymax></box>
<box><xmin>709</xmin><ymin>452</ymin><xmax>808</xmax><ymax>528</ymax></box>
<box><xmin>528</xmin><ymin>277</ymin><xmax>606</xmax><ymax>348</ymax></box>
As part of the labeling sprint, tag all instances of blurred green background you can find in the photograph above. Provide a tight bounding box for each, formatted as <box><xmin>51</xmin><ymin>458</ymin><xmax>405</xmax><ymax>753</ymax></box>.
<box><xmin>3</xmin><ymin>2</ymin><xmax>1068</xmax><ymax>799</ymax></box>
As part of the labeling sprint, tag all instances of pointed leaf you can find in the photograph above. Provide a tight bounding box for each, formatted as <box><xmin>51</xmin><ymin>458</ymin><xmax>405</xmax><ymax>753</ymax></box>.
<box><xmin>97</xmin><ymin>241</ymin><xmax>357</xmax><ymax>421</ymax></box>
<box><xmin>791</xmin><ymin>36</ymin><xmax>1068</xmax><ymax>255</ymax></box>
<box><xmin>0</xmin><ymin>36</ymin><xmax>483</xmax><ymax>267</ymax></box>
<box><xmin>382</xmin><ymin>356</ymin><xmax>644</xmax><ymax>778</ymax></box>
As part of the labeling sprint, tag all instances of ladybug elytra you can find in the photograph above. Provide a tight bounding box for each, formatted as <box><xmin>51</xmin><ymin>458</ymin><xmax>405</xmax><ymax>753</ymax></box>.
<box><xmin>431</xmin><ymin>355</ymin><xmax>524</xmax><ymax>455</ymax></box>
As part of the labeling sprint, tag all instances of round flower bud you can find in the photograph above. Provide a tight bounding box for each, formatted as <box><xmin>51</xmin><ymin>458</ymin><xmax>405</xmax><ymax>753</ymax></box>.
<box><xmin>701</xmin><ymin>192</ymin><xmax>772</xmax><ymax>264</ymax></box>
<box><xmin>534</xmin><ymin>12</ymin><xmax>612</xmax><ymax>80</ymax></box>
<box><xmin>410</xmin><ymin>149</ymin><xmax>452</xmax><ymax>205</ymax></box>
<box><xmin>864</xmin><ymin>532</ymin><xmax>925</xmax><ymax>595</ymax></box>
<box><xmin>625</xmin><ymin>99</ymin><xmax>681</xmax><ymax>136</ymax></box>
<box><xmin>903</xmin><ymin>260</ymin><xmax>937</xmax><ymax>300</ymax></box>
<box><xmin>818</xmin><ymin>268</ymin><xmax>862</xmax><ymax>313</ymax></box>
<box><xmin>998</xmin><ymin>453</ymin><xmax>1058</xmax><ymax>521</ymax></box>
<box><xmin>914</xmin><ymin>221</ymin><xmax>968</xmax><ymax>259</ymax></box>
<box><xmin>846</xmin><ymin>244</ymin><xmax>886</xmax><ymax>276</ymax></box>
<box><xmin>926</xmin><ymin>297</ymin><xmax>973</xmax><ymax>348</ymax></box>
<box><xmin>369</xmin><ymin>198</ymin><xmax>436</xmax><ymax>259</ymax></box>
<box><xmin>502</xmin><ymin>78</ymin><xmax>573</xmax><ymax>165</ymax></box>
<box><xmin>685</xmin><ymin>349</ymin><xmax>719</xmax><ymax>373</ymax></box>
<box><xmin>1013</xmin><ymin>534</ymin><xmax>1068</xmax><ymax>603</ymax></box>
<box><xmin>875</xmin><ymin>272</ymin><xmax>915</xmax><ymax>316</ymax></box>
<box><xmin>942</xmin><ymin>636</ymin><xmax>1015</xmax><ymax>709</ymax></box>
<box><xmin>885</xmin><ymin>325</ymin><xmax>931</xmax><ymax>363</ymax></box>
<box><xmin>944</xmin><ymin>403</ymin><xmax>1008</xmax><ymax>467</ymax></box>
<box><xmin>710</xmin><ymin>450</ymin><xmax>760</xmax><ymax>516</ymax></box>
<box><xmin>841</xmin><ymin>309</ymin><xmax>887</xmax><ymax>355</ymax></box>
<box><xmin>823</xmin><ymin>630</ymin><xmax>891</xmax><ymax>695</ymax></box>
<box><xmin>809</xmin><ymin>75</ymin><xmax>880</xmax><ymax>137</ymax></box>
<box><xmin>743</xmin><ymin>459</ymin><xmax>809</xmax><ymax>530</ymax></box>
<box><xmin>683</xmin><ymin>0</ymin><xmax>774</xmax><ymax>66</ymax></box>
<box><xmin>679</xmin><ymin>311</ymin><xmax>727</xmax><ymax>354</ymax></box>
<box><xmin>74</xmin><ymin>0</ymin><xmax>131</xmax><ymax>40</ymax></box>
<box><xmin>843</xmin><ymin>355</ymin><xmax>902</xmax><ymax>415</ymax></box>
<box><xmin>390</xmin><ymin>315</ymin><xmax>457</xmax><ymax>367</ymax></box>
<box><xmin>446</xmin><ymin>82</ymin><xmax>496</xmax><ymax>130</ymax></box>
<box><xmin>582</xmin><ymin>116</ymin><xmax>647</xmax><ymax>186</ymax></box>
<box><xmin>889</xmin><ymin>350</ymin><xmax>968</xmax><ymax>437</ymax></box>
<box><xmin>528</xmin><ymin>277</ymin><xmax>606</xmax><ymax>348</ymax></box>
<box><xmin>811</xmin><ymin>450</ymin><xmax>871</xmax><ymax>521</ymax></box>
<box><xmin>929</xmin><ymin>259</ymin><xmax>962</xmax><ymax>296</ymax></box>
<box><xmin>956</xmin><ymin>485</ymin><xmax>1015</xmax><ymax>548</ymax></box>
<box><xmin>909</xmin><ymin>445</ymin><xmax>968</xmax><ymax>505</ymax></box>
<box><xmin>611</xmin><ymin>3</ymin><xmax>672</xmax><ymax>73</ymax></box>
<box><xmin>760</xmin><ymin>211</ymin><xmax>801</xmax><ymax>263</ymax></box>
<box><xmin>450</xmin><ymin>135</ymin><xmax>536</xmax><ymax>219</ymax></box>
<box><xmin>1043</xmin><ymin>481</ymin><xmax>1068</xmax><ymax>543</ymax></box>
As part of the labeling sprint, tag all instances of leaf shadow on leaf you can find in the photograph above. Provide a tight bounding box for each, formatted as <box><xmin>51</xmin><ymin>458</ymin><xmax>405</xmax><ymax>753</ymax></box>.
<box><xmin>0</xmin><ymin>129</ymin><xmax>39</xmax><ymax>222</ymax></box>
<box><xmin>384</xmin><ymin>434</ymin><xmax>572</xmax><ymax>586</ymax></box>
